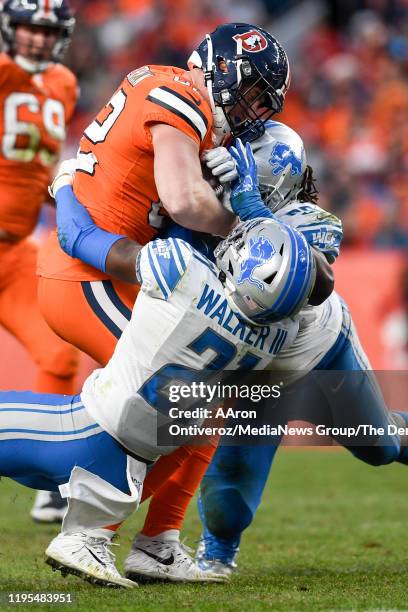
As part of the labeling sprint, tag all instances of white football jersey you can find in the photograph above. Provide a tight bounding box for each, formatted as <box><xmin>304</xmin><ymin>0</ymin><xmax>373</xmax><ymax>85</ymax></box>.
<box><xmin>82</xmin><ymin>238</ymin><xmax>298</xmax><ymax>461</ymax></box>
<box><xmin>272</xmin><ymin>201</ymin><xmax>344</xmax><ymax>376</ymax></box>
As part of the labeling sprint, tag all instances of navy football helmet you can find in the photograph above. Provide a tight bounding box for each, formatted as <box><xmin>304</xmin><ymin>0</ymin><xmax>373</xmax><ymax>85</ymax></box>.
<box><xmin>1</xmin><ymin>0</ymin><xmax>75</xmax><ymax>65</ymax></box>
<box><xmin>188</xmin><ymin>23</ymin><xmax>290</xmax><ymax>143</ymax></box>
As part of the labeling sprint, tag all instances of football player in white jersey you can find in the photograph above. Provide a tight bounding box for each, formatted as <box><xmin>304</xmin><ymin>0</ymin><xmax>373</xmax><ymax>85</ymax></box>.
<box><xmin>47</xmin><ymin>144</ymin><xmax>334</xmax><ymax>583</ymax></box>
<box><xmin>196</xmin><ymin>122</ymin><xmax>408</xmax><ymax>576</ymax></box>
<box><xmin>48</xmin><ymin>121</ymin><xmax>408</xmax><ymax>582</ymax></box>
<box><xmin>0</xmin><ymin>209</ymin><xmax>320</xmax><ymax>588</ymax></box>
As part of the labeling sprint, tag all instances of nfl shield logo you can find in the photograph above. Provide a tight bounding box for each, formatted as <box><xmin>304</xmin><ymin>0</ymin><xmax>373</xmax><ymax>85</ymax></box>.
<box><xmin>233</xmin><ymin>30</ymin><xmax>268</xmax><ymax>53</ymax></box>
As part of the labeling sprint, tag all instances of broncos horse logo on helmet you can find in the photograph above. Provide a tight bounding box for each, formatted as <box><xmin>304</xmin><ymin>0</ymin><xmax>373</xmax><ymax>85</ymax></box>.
<box><xmin>269</xmin><ymin>142</ymin><xmax>303</xmax><ymax>177</ymax></box>
<box><xmin>237</xmin><ymin>236</ymin><xmax>275</xmax><ymax>291</ymax></box>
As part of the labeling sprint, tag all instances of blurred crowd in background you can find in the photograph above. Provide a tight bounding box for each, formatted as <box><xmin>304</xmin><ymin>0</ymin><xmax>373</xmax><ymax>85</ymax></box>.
<box><xmin>63</xmin><ymin>0</ymin><xmax>408</xmax><ymax>250</ymax></box>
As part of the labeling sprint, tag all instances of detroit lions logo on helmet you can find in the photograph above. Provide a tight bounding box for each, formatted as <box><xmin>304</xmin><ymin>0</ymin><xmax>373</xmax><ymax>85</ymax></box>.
<box><xmin>233</xmin><ymin>30</ymin><xmax>268</xmax><ymax>53</ymax></box>
<box><xmin>237</xmin><ymin>236</ymin><xmax>275</xmax><ymax>291</ymax></box>
<box><xmin>269</xmin><ymin>142</ymin><xmax>303</xmax><ymax>176</ymax></box>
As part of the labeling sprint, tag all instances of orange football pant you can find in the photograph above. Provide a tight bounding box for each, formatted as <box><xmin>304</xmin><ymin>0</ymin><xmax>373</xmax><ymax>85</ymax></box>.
<box><xmin>0</xmin><ymin>240</ymin><xmax>78</xmax><ymax>394</ymax></box>
<box><xmin>38</xmin><ymin>276</ymin><xmax>217</xmax><ymax>535</ymax></box>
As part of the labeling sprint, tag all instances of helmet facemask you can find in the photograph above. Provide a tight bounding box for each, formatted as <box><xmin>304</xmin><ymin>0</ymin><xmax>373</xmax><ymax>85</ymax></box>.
<box><xmin>258</xmin><ymin>165</ymin><xmax>303</xmax><ymax>212</ymax></box>
<box><xmin>215</xmin><ymin>60</ymin><xmax>288</xmax><ymax>143</ymax></box>
<box><xmin>188</xmin><ymin>24</ymin><xmax>290</xmax><ymax>144</ymax></box>
<box><xmin>215</xmin><ymin>218</ymin><xmax>316</xmax><ymax>325</ymax></box>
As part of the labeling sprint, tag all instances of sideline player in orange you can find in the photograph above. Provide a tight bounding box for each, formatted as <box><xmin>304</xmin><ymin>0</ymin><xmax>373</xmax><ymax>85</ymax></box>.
<box><xmin>38</xmin><ymin>23</ymin><xmax>291</xmax><ymax>580</ymax></box>
<box><xmin>0</xmin><ymin>0</ymin><xmax>79</xmax><ymax>521</ymax></box>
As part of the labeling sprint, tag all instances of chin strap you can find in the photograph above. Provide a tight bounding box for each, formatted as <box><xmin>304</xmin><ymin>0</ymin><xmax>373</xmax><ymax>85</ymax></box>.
<box><xmin>204</xmin><ymin>33</ymin><xmax>215</xmax><ymax>113</ymax></box>
<box><xmin>14</xmin><ymin>54</ymin><xmax>49</xmax><ymax>73</ymax></box>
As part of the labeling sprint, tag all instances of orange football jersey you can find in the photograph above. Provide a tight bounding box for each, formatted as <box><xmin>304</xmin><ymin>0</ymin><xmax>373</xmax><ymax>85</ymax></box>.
<box><xmin>0</xmin><ymin>53</ymin><xmax>78</xmax><ymax>239</ymax></box>
<box><xmin>38</xmin><ymin>65</ymin><xmax>214</xmax><ymax>281</ymax></box>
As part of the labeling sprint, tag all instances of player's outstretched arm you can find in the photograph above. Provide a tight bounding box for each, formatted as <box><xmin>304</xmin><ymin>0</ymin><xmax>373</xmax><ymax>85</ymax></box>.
<box><xmin>151</xmin><ymin>124</ymin><xmax>237</xmax><ymax>236</ymax></box>
<box><xmin>52</xmin><ymin>181</ymin><xmax>140</xmax><ymax>283</ymax></box>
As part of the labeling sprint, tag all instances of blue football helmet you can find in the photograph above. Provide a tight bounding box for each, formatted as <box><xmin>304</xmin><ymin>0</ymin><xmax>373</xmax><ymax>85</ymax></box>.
<box><xmin>1</xmin><ymin>0</ymin><xmax>75</xmax><ymax>64</ymax></box>
<box><xmin>188</xmin><ymin>23</ymin><xmax>290</xmax><ymax>143</ymax></box>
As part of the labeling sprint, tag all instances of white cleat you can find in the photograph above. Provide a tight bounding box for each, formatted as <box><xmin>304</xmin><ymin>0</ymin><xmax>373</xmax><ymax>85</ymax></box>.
<box><xmin>31</xmin><ymin>490</ymin><xmax>67</xmax><ymax>524</ymax></box>
<box><xmin>124</xmin><ymin>530</ymin><xmax>227</xmax><ymax>583</ymax></box>
<box><xmin>45</xmin><ymin>531</ymin><xmax>136</xmax><ymax>589</ymax></box>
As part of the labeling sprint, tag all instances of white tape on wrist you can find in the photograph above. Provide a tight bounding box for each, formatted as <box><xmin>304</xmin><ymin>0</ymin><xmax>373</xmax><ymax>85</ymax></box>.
<box><xmin>48</xmin><ymin>173</ymin><xmax>74</xmax><ymax>199</ymax></box>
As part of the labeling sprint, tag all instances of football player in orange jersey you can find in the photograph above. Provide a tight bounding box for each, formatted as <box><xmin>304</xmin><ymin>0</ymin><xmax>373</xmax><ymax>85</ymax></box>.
<box><xmin>38</xmin><ymin>23</ymin><xmax>291</xmax><ymax>581</ymax></box>
<box><xmin>0</xmin><ymin>0</ymin><xmax>79</xmax><ymax>522</ymax></box>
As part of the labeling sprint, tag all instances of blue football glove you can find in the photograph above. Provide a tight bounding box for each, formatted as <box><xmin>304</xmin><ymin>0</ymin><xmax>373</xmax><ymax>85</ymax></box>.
<box><xmin>229</xmin><ymin>138</ymin><xmax>274</xmax><ymax>221</ymax></box>
<box><xmin>55</xmin><ymin>185</ymin><xmax>125</xmax><ymax>273</ymax></box>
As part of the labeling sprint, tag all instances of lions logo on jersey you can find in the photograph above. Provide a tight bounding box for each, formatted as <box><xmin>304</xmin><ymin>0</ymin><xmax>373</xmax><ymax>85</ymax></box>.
<box><xmin>269</xmin><ymin>142</ymin><xmax>303</xmax><ymax>176</ymax></box>
<box><xmin>233</xmin><ymin>30</ymin><xmax>268</xmax><ymax>53</ymax></box>
<box><xmin>237</xmin><ymin>236</ymin><xmax>275</xmax><ymax>291</ymax></box>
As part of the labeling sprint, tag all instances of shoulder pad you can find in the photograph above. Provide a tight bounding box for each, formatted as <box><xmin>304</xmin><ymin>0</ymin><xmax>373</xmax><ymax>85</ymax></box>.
<box><xmin>138</xmin><ymin>238</ymin><xmax>194</xmax><ymax>300</ymax></box>
<box><xmin>48</xmin><ymin>63</ymin><xmax>78</xmax><ymax>87</ymax></box>
<box><xmin>145</xmin><ymin>80</ymin><xmax>211</xmax><ymax>144</ymax></box>
<box><xmin>0</xmin><ymin>53</ymin><xmax>15</xmax><ymax>84</ymax></box>
<box><xmin>275</xmin><ymin>201</ymin><xmax>343</xmax><ymax>262</ymax></box>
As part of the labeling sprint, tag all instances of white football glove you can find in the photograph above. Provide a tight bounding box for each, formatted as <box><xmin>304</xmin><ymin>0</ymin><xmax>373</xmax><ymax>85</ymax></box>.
<box><xmin>48</xmin><ymin>158</ymin><xmax>77</xmax><ymax>198</ymax></box>
<box><xmin>202</xmin><ymin>147</ymin><xmax>238</xmax><ymax>184</ymax></box>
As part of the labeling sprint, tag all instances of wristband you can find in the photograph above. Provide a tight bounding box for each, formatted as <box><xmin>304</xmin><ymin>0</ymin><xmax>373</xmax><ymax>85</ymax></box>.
<box><xmin>230</xmin><ymin>189</ymin><xmax>275</xmax><ymax>221</ymax></box>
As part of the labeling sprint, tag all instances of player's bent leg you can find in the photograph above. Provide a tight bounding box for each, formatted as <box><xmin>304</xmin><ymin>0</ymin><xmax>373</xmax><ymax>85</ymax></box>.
<box><xmin>141</xmin><ymin>443</ymin><xmax>218</xmax><ymax>534</ymax></box>
<box><xmin>46</xmin><ymin>448</ymin><xmax>142</xmax><ymax>590</ymax></box>
<box><xmin>45</xmin><ymin>448</ymin><xmax>142</xmax><ymax>590</ymax></box>
<box><xmin>38</xmin><ymin>276</ymin><xmax>138</xmax><ymax>365</ymax></box>
<box><xmin>0</xmin><ymin>248</ymin><xmax>81</xmax><ymax>520</ymax></box>
<box><xmin>39</xmin><ymin>276</ymin><xmax>221</xmax><ymax>583</ymax></box>
<box><xmin>197</xmin><ymin>444</ymin><xmax>279</xmax><ymax>575</ymax></box>
<box><xmin>316</xmin><ymin>310</ymin><xmax>402</xmax><ymax>467</ymax></box>
<box><xmin>125</xmin><ymin>443</ymin><xmax>226</xmax><ymax>583</ymax></box>
<box><xmin>39</xmin><ymin>276</ymin><xmax>219</xmax><ymax>584</ymax></box>
<box><xmin>37</xmin><ymin>270</ymin><xmax>137</xmax><ymax>520</ymax></box>
<box><xmin>0</xmin><ymin>240</ymin><xmax>79</xmax><ymax>395</ymax></box>
<box><xmin>43</xmin><ymin>432</ymin><xmax>141</xmax><ymax>588</ymax></box>
<box><xmin>0</xmin><ymin>390</ymin><xmax>136</xmax><ymax>588</ymax></box>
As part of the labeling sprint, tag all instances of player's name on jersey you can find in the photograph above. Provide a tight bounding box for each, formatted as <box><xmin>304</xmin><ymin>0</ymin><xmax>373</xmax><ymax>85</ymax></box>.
<box><xmin>196</xmin><ymin>284</ymin><xmax>278</xmax><ymax>353</ymax></box>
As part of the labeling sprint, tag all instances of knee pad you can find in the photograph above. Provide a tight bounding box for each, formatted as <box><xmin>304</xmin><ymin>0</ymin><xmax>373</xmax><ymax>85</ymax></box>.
<box><xmin>201</xmin><ymin>486</ymin><xmax>253</xmax><ymax>539</ymax></box>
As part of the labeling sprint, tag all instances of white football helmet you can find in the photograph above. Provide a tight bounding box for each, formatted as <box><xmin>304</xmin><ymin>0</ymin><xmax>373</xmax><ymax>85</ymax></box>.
<box><xmin>215</xmin><ymin>218</ymin><xmax>316</xmax><ymax>324</ymax></box>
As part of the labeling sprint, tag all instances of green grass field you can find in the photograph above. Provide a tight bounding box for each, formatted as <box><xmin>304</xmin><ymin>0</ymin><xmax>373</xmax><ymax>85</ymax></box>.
<box><xmin>1</xmin><ymin>449</ymin><xmax>407</xmax><ymax>611</ymax></box>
